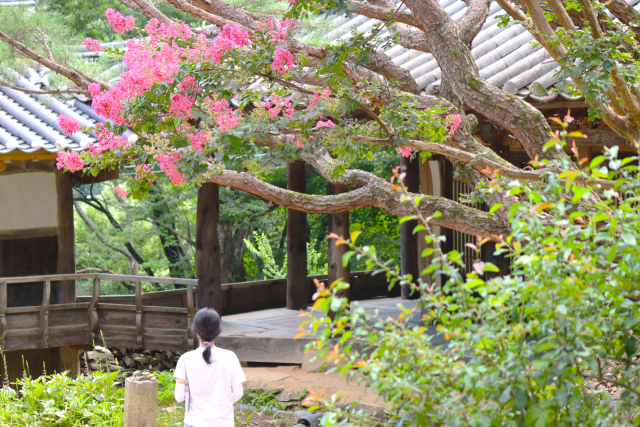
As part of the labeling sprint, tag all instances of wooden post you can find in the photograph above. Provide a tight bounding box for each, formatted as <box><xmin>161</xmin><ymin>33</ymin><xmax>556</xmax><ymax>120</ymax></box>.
<box><xmin>87</xmin><ymin>278</ymin><xmax>100</xmax><ymax>342</ymax></box>
<box><xmin>0</xmin><ymin>281</ymin><xmax>6</xmax><ymax>350</ymax></box>
<box><xmin>400</xmin><ymin>155</ymin><xmax>420</xmax><ymax>299</ymax></box>
<box><xmin>40</xmin><ymin>280</ymin><xmax>51</xmax><ymax>348</ymax></box>
<box><xmin>54</xmin><ymin>170</ymin><xmax>76</xmax><ymax>304</ymax></box>
<box><xmin>327</xmin><ymin>183</ymin><xmax>351</xmax><ymax>299</ymax></box>
<box><xmin>135</xmin><ymin>281</ymin><xmax>143</xmax><ymax>348</ymax></box>
<box><xmin>196</xmin><ymin>183</ymin><xmax>222</xmax><ymax>312</ymax></box>
<box><xmin>287</xmin><ymin>161</ymin><xmax>308</xmax><ymax>310</ymax></box>
<box><xmin>186</xmin><ymin>284</ymin><xmax>195</xmax><ymax>350</ymax></box>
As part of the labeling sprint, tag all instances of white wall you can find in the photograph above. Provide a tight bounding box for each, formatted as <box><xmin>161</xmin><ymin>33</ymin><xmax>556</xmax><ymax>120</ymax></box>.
<box><xmin>0</xmin><ymin>172</ymin><xmax>57</xmax><ymax>231</ymax></box>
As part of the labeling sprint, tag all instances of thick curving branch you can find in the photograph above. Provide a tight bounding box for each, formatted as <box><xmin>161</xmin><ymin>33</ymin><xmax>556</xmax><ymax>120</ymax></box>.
<box><xmin>605</xmin><ymin>0</ymin><xmax>640</xmax><ymax>41</ymax></box>
<box><xmin>400</xmin><ymin>0</ymin><xmax>566</xmax><ymax>162</ymax></box>
<box><xmin>458</xmin><ymin>0</ymin><xmax>493</xmax><ymax>44</ymax></box>
<box><xmin>207</xmin><ymin>167</ymin><xmax>511</xmax><ymax>238</ymax></box>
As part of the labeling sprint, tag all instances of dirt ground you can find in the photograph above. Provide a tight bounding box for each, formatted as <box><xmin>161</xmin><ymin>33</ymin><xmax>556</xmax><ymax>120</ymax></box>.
<box><xmin>243</xmin><ymin>365</ymin><xmax>384</xmax><ymax>407</ymax></box>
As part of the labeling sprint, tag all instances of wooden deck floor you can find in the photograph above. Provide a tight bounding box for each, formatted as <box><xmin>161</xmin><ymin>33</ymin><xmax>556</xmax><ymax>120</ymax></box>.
<box><xmin>216</xmin><ymin>297</ymin><xmax>444</xmax><ymax>364</ymax></box>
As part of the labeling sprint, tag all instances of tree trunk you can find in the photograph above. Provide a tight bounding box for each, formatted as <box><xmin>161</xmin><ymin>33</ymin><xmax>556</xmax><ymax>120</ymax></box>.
<box><xmin>218</xmin><ymin>219</ymin><xmax>249</xmax><ymax>284</ymax></box>
<box><xmin>327</xmin><ymin>183</ymin><xmax>351</xmax><ymax>299</ymax></box>
<box><xmin>196</xmin><ymin>183</ymin><xmax>221</xmax><ymax>313</ymax></box>
<box><xmin>400</xmin><ymin>155</ymin><xmax>420</xmax><ymax>299</ymax></box>
<box><xmin>54</xmin><ymin>170</ymin><xmax>76</xmax><ymax>304</ymax></box>
<box><xmin>287</xmin><ymin>161</ymin><xmax>308</xmax><ymax>310</ymax></box>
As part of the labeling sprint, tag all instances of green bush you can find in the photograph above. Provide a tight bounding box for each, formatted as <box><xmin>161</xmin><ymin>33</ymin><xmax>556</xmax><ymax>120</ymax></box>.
<box><xmin>304</xmin><ymin>124</ymin><xmax>640</xmax><ymax>426</ymax></box>
<box><xmin>0</xmin><ymin>371</ymin><xmax>124</xmax><ymax>426</ymax></box>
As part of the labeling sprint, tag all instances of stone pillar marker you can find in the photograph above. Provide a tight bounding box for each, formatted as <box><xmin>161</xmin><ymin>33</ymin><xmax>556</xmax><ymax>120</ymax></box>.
<box><xmin>124</xmin><ymin>373</ymin><xmax>158</xmax><ymax>427</ymax></box>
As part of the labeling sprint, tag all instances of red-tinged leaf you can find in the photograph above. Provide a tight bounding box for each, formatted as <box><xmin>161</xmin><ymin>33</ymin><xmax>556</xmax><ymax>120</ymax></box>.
<box><xmin>549</xmin><ymin>117</ymin><xmax>564</xmax><ymax>126</ymax></box>
<box><xmin>294</xmin><ymin>332</ymin><xmax>307</xmax><ymax>339</ymax></box>
<box><xmin>534</xmin><ymin>203</ymin><xmax>552</xmax><ymax>212</ymax></box>
<box><xmin>465</xmin><ymin>242</ymin><xmax>478</xmax><ymax>251</ymax></box>
<box><xmin>328</xmin><ymin>232</ymin><xmax>339</xmax><ymax>240</ymax></box>
<box><xmin>473</xmin><ymin>261</ymin><xmax>485</xmax><ymax>275</ymax></box>
<box><xmin>389</xmin><ymin>185</ymin><xmax>402</xmax><ymax>190</ymax></box>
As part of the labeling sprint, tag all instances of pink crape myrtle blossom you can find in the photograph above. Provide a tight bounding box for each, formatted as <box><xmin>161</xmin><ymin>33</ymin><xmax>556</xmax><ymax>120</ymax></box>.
<box><xmin>204</xmin><ymin>96</ymin><xmax>242</xmax><ymax>131</ymax></box>
<box><xmin>88</xmin><ymin>83</ymin><xmax>102</xmax><ymax>98</ymax></box>
<box><xmin>296</xmin><ymin>139</ymin><xmax>304</xmax><ymax>147</ymax></box>
<box><xmin>82</xmin><ymin>37</ymin><xmax>102</xmax><ymax>52</ymax></box>
<box><xmin>189</xmin><ymin>131</ymin><xmax>208</xmax><ymax>152</ymax></box>
<box><xmin>309</xmin><ymin>87</ymin><xmax>331</xmax><ymax>108</ymax></box>
<box><xmin>397</xmin><ymin>147</ymin><xmax>413</xmax><ymax>158</ymax></box>
<box><xmin>105</xmin><ymin>9</ymin><xmax>135</xmax><ymax>35</ymax></box>
<box><xmin>265</xmin><ymin>95</ymin><xmax>294</xmax><ymax>118</ymax></box>
<box><xmin>179</xmin><ymin>76</ymin><xmax>201</xmax><ymax>94</ymax></box>
<box><xmin>96</xmin><ymin>125</ymin><xmax>129</xmax><ymax>151</ymax></box>
<box><xmin>272</xmin><ymin>49</ymin><xmax>294</xmax><ymax>74</ymax></box>
<box><xmin>445</xmin><ymin>114</ymin><xmax>462</xmax><ymax>134</ymax></box>
<box><xmin>113</xmin><ymin>186</ymin><xmax>129</xmax><ymax>197</ymax></box>
<box><xmin>170</xmin><ymin>93</ymin><xmax>195</xmax><ymax>119</ymax></box>
<box><xmin>316</xmin><ymin>120</ymin><xmax>336</xmax><ymax>128</ymax></box>
<box><xmin>57</xmin><ymin>115</ymin><xmax>81</xmax><ymax>135</ymax></box>
<box><xmin>145</xmin><ymin>19</ymin><xmax>192</xmax><ymax>43</ymax></box>
<box><xmin>158</xmin><ymin>152</ymin><xmax>186</xmax><ymax>186</ymax></box>
<box><xmin>203</xmin><ymin>24</ymin><xmax>250</xmax><ymax>63</ymax></box>
<box><xmin>135</xmin><ymin>164</ymin><xmax>156</xmax><ymax>182</ymax></box>
<box><xmin>275</xmin><ymin>19</ymin><xmax>295</xmax><ymax>43</ymax></box>
<box><xmin>56</xmin><ymin>151</ymin><xmax>85</xmax><ymax>173</ymax></box>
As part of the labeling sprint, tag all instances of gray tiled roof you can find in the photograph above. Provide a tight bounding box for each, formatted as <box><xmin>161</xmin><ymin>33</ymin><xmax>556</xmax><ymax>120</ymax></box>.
<box><xmin>0</xmin><ymin>69</ymin><xmax>138</xmax><ymax>155</ymax></box>
<box><xmin>324</xmin><ymin>0</ymin><xmax>640</xmax><ymax>103</ymax></box>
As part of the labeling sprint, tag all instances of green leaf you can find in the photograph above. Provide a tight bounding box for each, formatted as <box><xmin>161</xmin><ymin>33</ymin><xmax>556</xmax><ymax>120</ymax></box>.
<box><xmin>571</xmin><ymin>185</ymin><xmax>591</xmax><ymax>203</ymax></box>
<box><xmin>489</xmin><ymin>203</ymin><xmax>504</xmax><ymax>214</ymax></box>
<box><xmin>621</xmin><ymin>233</ymin><xmax>637</xmax><ymax>246</ymax></box>
<box><xmin>483</xmin><ymin>263</ymin><xmax>500</xmax><ymax>272</ymax></box>
<box><xmin>514</xmin><ymin>387</ymin><xmax>528</xmax><ymax>410</ymax></box>
<box><xmin>555</xmin><ymin>388</ymin><xmax>568</xmax><ymax>406</ymax></box>
<box><xmin>625</xmin><ymin>337</ymin><xmax>637</xmax><ymax>357</ymax></box>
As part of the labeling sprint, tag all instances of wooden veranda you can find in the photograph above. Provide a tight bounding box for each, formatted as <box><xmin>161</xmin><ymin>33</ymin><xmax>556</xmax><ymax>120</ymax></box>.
<box><xmin>0</xmin><ymin>270</ymin><xmax>397</xmax><ymax>357</ymax></box>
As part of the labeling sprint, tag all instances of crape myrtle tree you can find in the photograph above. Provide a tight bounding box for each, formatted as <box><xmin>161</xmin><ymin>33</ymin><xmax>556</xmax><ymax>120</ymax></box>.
<box><xmin>1</xmin><ymin>0</ymin><xmax>584</xmax><ymax>244</ymax></box>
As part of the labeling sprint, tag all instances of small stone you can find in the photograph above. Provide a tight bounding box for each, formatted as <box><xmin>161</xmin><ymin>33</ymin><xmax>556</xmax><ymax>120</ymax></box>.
<box><xmin>150</xmin><ymin>376</ymin><xmax>156</xmax><ymax>381</ymax></box>
<box><xmin>133</xmin><ymin>370</ymin><xmax>141</xmax><ymax>376</ymax></box>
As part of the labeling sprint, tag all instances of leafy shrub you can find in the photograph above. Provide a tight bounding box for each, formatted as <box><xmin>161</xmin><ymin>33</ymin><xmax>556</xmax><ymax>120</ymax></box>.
<box><xmin>304</xmin><ymin>124</ymin><xmax>640</xmax><ymax>426</ymax></box>
<box><xmin>0</xmin><ymin>371</ymin><xmax>124</xmax><ymax>426</ymax></box>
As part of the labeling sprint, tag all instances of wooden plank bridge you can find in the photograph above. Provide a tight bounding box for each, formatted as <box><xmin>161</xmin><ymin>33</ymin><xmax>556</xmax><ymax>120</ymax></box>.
<box><xmin>0</xmin><ymin>271</ymin><xmax>398</xmax><ymax>357</ymax></box>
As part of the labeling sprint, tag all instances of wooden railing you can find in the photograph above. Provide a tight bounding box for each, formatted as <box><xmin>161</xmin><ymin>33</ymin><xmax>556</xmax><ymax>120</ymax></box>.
<box><xmin>1</xmin><ymin>271</ymin><xmax>397</xmax><ymax>353</ymax></box>
<box><xmin>0</xmin><ymin>273</ymin><xmax>196</xmax><ymax>353</ymax></box>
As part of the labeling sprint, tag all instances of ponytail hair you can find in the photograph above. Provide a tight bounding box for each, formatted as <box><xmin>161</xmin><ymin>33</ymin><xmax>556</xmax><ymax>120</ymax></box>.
<box><xmin>192</xmin><ymin>308</ymin><xmax>221</xmax><ymax>364</ymax></box>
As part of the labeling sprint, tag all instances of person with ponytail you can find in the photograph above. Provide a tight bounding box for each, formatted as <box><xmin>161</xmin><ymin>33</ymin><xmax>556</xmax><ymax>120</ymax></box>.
<box><xmin>174</xmin><ymin>308</ymin><xmax>246</xmax><ymax>427</ymax></box>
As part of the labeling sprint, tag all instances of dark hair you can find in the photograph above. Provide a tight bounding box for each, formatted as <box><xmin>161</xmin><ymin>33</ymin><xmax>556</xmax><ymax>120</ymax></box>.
<box><xmin>192</xmin><ymin>308</ymin><xmax>222</xmax><ymax>364</ymax></box>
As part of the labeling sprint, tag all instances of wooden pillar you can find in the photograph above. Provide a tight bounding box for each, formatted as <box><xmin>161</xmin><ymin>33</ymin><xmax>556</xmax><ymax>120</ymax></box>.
<box><xmin>327</xmin><ymin>183</ymin><xmax>351</xmax><ymax>299</ymax></box>
<box><xmin>287</xmin><ymin>161</ymin><xmax>308</xmax><ymax>310</ymax></box>
<box><xmin>54</xmin><ymin>170</ymin><xmax>76</xmax><ymax>304</ymax></box>
<box><xmin>400</xmin><ymin>155</ymin><xmax>420</xmax><ymax>299</ymax></box>
<box><xmin>196</xmin><ymin>183</ymin><xmax>222</xmax><ymax>313</ymax></box>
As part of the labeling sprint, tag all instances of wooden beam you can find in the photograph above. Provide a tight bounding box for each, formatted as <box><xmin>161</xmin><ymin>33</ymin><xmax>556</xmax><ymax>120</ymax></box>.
<box><xmin>0</xmin><ymin>227</ymin><xmax>58</xmax><ymax>240</ymax></box>
<box><xmin>0</xmin><ymin>161</ymin><xmax>54</xmax><ymax>176</ymax></box>
<box><xmin>196</xmin><ymin>182</ymin><xmax>222</xmax><ymax>312</ymax></box>
<box><xmin>54</xmin><ymin>170</ymin><xmax>76</xmax><ymax>304</ymax></box>
<box><xmin>400</xmin><ymin>156</ymin><xmax>420</xmax><ymax>299</ymax></box>
<box><xmin>287</xmin><ymin>161</ymin><xmax>308</xmax><ymax>310</ymax></box>
<box><xmin>327</xmin><ymin>183</ymin><xmax>351</xmax><ymax>299</ymax></box>
<box><xmin>187</xmin><ymin>284</ymin><xmax>195</xmax><ymax>350</ymax></box>
<box><xmin>0</xmin><ymin>150</ymin><xmax>58</xmax><ymax>161</ymax></box>
<box><xmin>75</xmin><ymin>165</ymin><xmax>119</xmax><ymax>185</ymax></box>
